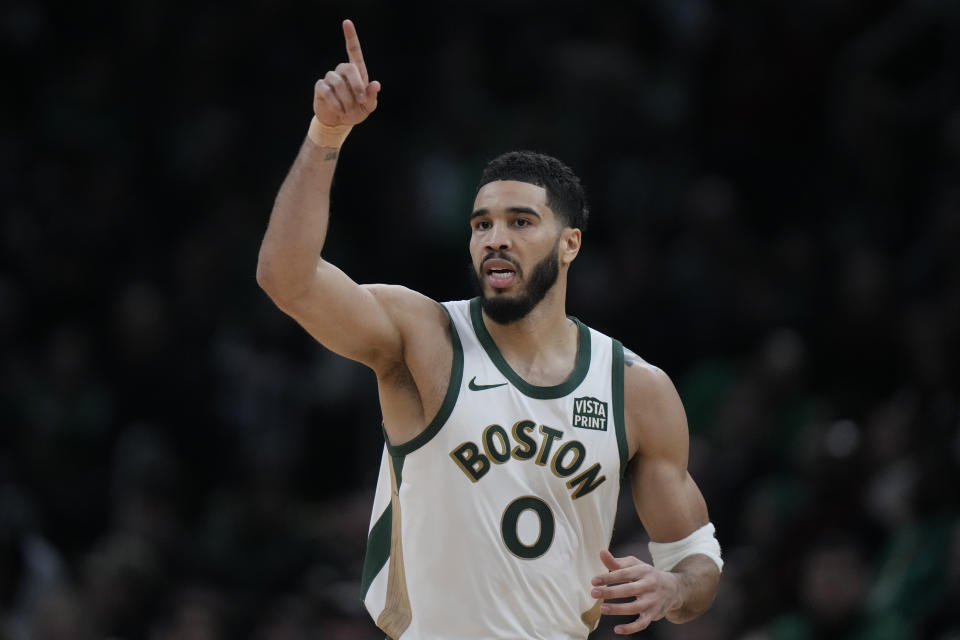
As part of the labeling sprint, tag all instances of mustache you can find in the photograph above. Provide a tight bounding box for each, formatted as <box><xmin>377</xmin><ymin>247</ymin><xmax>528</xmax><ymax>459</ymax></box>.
<box><xmin>481</xmin><ymin>251</ymin><xmax>521</xmax><ymax>272</ymax></box>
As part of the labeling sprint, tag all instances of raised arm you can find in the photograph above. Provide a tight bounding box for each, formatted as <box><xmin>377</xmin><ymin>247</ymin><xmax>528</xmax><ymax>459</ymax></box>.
<box><xmin>591</xmin><ymin>355</ymin><xmax>721</xmax><ymax>635</ymax></box>
<box><xmin>257</xmin><ymin>20</ymin><xmax>434</xmax><ymax>372</ymax></box>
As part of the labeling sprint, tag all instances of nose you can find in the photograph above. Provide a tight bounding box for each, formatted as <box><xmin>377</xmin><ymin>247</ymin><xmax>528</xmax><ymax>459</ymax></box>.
<box><xmin>484</xmin><ymin>221</ymin><xmax>511</xmax><ymax>252</ymax></box>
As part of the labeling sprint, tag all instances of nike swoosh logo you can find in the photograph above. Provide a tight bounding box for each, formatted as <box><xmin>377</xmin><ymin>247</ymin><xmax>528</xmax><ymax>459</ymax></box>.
<box><xmin>468</xmin><ymin>376</ymin><xmax>507</xmax><ymax>391</ymax></box>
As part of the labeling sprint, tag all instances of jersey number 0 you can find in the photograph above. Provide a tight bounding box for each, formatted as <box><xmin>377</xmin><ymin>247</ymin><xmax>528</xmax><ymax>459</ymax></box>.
<box><xmin>501</xmin><ymin>496</ymin><xmax>555</xmax><ymax>559</ymax></box>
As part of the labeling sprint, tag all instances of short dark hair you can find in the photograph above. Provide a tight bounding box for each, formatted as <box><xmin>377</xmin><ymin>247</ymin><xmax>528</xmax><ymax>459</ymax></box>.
<box><xmin>477</xmin><ymin>151</ymin><xmax>589</xmax><ymax>231</ymax></box>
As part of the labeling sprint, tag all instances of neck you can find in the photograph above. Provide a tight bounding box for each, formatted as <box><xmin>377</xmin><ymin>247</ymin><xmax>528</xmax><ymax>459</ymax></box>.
<box><xmin>481</xmin><ymin>283</ymin><xmax>578</xmax><ymax>385</ymax></box>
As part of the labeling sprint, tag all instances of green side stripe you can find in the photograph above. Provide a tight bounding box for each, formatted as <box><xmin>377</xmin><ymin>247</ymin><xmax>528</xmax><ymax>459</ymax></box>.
<box><xmin>469</xmin><ymin>297</ymin><xmax>591</xmax><ymax>399</ymax></box>
<box><xmin>391</xmin><ymin>453</ymin><xmax>405</xmax><ymax>486</ymax></box>
<box><xmin>387</xmin><ymin>304</ymin><xmax>464</xmax><ymax>457</ymax></box>
<box><xmin>359</xmin><ymin>503</ymin><xmax>392</xmax><ymax>601</ymax></box>
<box><xmin>612</xmin><ymin>339</ymin><xmax>629</xmax><ymax>475</ymax></box>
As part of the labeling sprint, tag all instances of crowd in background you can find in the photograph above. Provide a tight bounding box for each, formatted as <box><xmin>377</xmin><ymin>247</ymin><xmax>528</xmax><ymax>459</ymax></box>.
<box><xmin>2</xmin><ymin>1</ymin><xmax>959</xmax><ymax>638</ymax></box>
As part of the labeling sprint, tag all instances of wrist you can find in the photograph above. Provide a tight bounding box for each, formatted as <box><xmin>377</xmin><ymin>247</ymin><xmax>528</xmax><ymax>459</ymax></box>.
<box><xmin>663</xmin><ymin>570</ymin><xmax>686</xmax><ymax>619</ymax></box>
<box><xmin>307</xmin><ymin>117</ymin><xmax>352</xmax><ymax>148</ymax></box>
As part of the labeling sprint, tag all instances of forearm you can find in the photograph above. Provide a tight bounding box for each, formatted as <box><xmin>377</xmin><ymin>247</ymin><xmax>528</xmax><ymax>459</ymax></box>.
<box><xmin>664</xmin><ymin>554</ymin><xmax>720</xmax><ymax>624</ymax></box>
<box><xmin>256</xmin><ymin>121</ymin><xmax>351</xmax><ymax>301</ymax></box>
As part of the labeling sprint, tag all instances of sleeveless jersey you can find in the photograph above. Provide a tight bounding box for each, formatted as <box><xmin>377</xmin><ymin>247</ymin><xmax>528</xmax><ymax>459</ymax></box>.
<box><xmin>361</xmin><ymin>298</ymin><xmax>629</xmax><ymax>639</ymax></box>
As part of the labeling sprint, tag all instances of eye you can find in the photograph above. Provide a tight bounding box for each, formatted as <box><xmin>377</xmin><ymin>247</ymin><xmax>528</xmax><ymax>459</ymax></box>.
<box><xmin>474</xmin><ymin>220</ymin><xmax>491</xmax><ymax>231</ymax></box>
<box><xmin>515</xmin><ymin>218</ymin><xmax>530</xmax><ymax>227</ymax></box>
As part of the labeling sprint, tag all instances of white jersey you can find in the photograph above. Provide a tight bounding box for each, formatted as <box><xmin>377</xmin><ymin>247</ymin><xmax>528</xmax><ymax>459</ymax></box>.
<box><xmin>362</xmin><ymin>298</ymin><xmax>629</xmax><ymax>639</ymax></box>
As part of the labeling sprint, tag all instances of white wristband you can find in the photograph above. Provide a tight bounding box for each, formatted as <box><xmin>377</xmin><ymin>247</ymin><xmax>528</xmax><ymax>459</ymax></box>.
<box><xmin>648</xmin><ymin>522</ymin><xmax>723</xmax><ymax>573</ymax></box>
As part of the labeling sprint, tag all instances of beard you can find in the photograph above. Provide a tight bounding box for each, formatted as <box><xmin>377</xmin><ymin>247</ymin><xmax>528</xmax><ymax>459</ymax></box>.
<box><xmin>469</xmin><ymin>244</ymin><xmax>560</xmax><ymax>325</ymax></box>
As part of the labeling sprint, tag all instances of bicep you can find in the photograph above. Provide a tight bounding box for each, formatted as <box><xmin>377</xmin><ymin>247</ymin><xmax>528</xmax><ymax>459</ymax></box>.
<box><xmin>270</xmin><ymin>259</ymin><xmax>430</xmax><ymax>370</ymax></box>
<box><xmin>625</xmin><ymin>362</ymin><xmax>709</xmax><ymax>542</ymax></box>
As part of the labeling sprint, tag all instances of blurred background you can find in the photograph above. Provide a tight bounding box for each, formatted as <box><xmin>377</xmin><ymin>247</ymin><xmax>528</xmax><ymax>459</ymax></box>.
<box><xmin>2</xmin><ymin>0</ymin><xmax>959</xmax><ymax>638</ymax></box>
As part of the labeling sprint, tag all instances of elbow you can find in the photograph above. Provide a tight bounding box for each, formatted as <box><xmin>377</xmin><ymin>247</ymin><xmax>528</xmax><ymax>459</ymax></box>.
<box><xmin>256</xmin><ymin>252</ymin><xmax>322</xmax><ymax>312</ymax></box>
<box><xmin>256</xmin><ymin>255</ymin><xmax>299</xmax><ymax>307</ymax></box>
<box><xmin>255</xmin><ymin>255</ymin><xmax>278</xmax><ymax>296</ymax></box>
<box><xmin>255</xmin><ymin>258</ymin><xmax>272</xmax><ymax>287</ymax></box>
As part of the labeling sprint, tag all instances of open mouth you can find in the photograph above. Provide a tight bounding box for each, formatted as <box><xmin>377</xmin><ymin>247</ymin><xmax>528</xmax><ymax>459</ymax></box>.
<box><xmin>482</xmin><ymin>258</ymin><xmax>519</xmax><ymax>289</ymax></box>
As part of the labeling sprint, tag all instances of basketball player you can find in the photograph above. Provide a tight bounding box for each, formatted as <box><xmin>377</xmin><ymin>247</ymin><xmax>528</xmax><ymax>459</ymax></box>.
<box><xmin>257</xmin><ymin>20</ymin><xmax>722</xmax><ymax>639</ymax></box>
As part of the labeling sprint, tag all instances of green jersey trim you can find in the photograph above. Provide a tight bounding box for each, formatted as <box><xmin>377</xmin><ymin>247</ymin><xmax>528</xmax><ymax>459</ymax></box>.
<box><xmin>387</xmin><ymin>304</ymin><xmax>464</xmax><ymax>457</ymax></box>
<box><xmin>612</xmin><ymin>339</ymin><xmax>629</xmax><ymax>475</ymax></box>
<box><xmin>360</xmin><ymin>502</ymin><xmax>392</xmax><ymax>600</ymax></box>
<box><xmin>359</xmin><ymin>452</ymin><xmax>407</xmax><ymax>603</ymax></box>
<box><xmin>468</xmin><ymin>297</ymin><xmax>591</xmax><ymax>399</ymax></box>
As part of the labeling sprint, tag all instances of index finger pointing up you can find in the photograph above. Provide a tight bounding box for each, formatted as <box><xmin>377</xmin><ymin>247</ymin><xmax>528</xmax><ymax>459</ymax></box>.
<box><xmin>342</xmin><ymin>19</ymin><xmax>368</xmax><ymax>82</ymax></box>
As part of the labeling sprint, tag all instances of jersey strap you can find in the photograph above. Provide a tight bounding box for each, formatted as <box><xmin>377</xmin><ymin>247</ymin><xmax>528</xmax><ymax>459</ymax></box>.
<box><xmin>611</xmin><ymin>338</ymin><xmax>629</xmax><ymax>474</ymax></box>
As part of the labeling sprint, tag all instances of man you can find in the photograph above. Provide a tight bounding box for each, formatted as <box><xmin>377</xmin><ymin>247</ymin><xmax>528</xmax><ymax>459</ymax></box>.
<box><xmin>257</xmin><ymin>19</ymin><xmax>722</xmax><ymax>639</ymax></box>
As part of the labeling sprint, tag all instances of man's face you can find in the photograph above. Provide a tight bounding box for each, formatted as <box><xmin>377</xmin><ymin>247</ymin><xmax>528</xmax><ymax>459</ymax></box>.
<box><xmin>468</xmin><ymin>180</ymin><xmax>564</xmax><ymax>324</ymax></box>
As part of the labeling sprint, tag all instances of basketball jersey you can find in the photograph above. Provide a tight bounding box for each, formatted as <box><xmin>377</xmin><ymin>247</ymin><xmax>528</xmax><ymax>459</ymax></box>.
<box><xmin>361</xmin><ymin>298</ymin><xmax>629</xmax><ymax>639</ymax></box>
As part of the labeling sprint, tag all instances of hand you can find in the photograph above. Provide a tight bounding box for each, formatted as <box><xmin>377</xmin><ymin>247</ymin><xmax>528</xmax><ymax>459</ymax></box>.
<box><xmin>590</xmin><ymin>550</ymin><xmax>683</xmax><ymax>635</ymax></box>
<box><xmin>313</xmin><ymin>19</ymin><xmax>381</xmax><ymax>128</ymax></box>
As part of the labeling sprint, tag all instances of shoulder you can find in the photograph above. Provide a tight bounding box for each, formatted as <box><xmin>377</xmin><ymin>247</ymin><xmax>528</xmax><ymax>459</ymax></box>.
<box><xmin>621</xmin><ymin>347</ymin><xmax>690</xmax><ymax>462</ymax></box>
<box><xmin>622</xmin><ymin>347</ymin><xmax>675</xmax><ymax>405</ymax></box>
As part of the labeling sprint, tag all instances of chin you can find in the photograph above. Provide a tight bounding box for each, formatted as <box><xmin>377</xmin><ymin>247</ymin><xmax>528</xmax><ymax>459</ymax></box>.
<box><xmin>486</xmin><ymin>286</ymin><xmax>516</xmax><ymax>298</ymax></box>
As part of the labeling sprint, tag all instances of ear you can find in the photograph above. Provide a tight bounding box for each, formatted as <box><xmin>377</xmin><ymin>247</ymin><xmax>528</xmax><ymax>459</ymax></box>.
<box><xmin>559</xmin><ymin>227</ymin><xmax>581</xmax><ymax>266</ymax></box>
